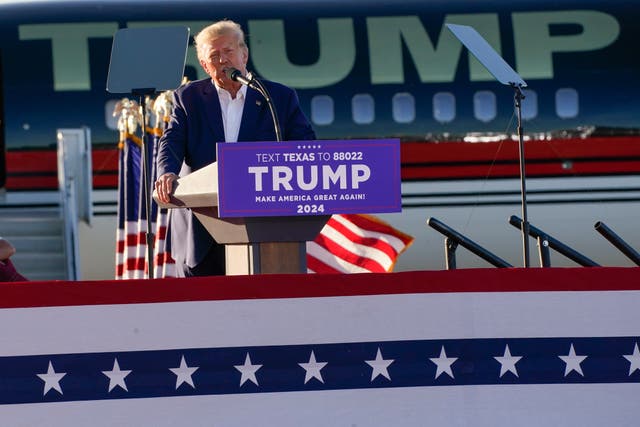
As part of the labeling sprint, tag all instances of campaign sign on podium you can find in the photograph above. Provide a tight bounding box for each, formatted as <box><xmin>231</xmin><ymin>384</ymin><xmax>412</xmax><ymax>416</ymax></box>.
<box><xmin>216</xmin><ymin>139</ymin><xmax>401</xmax><ymax>218</ymax></box>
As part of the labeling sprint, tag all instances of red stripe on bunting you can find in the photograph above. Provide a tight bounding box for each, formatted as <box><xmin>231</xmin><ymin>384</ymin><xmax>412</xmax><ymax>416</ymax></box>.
<box><xmin>1</xmin><ymin>268</ymin><xmax>639</xmax><ymax>309</ymax></box>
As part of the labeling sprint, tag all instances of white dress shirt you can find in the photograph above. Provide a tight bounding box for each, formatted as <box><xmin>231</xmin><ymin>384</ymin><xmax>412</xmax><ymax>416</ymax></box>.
<box><xmin>215</xmin><ymin>83</ymin><xmax>247</xmax><ymax>143</ymax></box>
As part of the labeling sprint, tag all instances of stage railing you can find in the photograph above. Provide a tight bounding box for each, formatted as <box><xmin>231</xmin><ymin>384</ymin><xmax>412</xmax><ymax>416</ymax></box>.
<box><xmin>509</xmin><ymin>215</ymin><xmax>599</xmax><ymax>267</ymax></box>
<box><xmin>426</xmin><ymin>217</ymin><xmax>512</xmax><ymax>269</ymax></box>
<box><xmin>595</xmin><ymin>221</ymin><xmax>640</xmax><ymax>266</ymax></box>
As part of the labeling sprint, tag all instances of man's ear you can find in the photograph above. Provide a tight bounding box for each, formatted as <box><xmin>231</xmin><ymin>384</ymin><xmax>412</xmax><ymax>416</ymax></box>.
<box><xmin>242</xmin><ymin>47</ymin><xmax>249</xmax><ymax>66</ymax></box>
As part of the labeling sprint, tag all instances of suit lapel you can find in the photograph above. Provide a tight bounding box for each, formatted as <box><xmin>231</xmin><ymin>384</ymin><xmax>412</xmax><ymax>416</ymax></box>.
<box><xmin>237</xmin><ymin>89</ymin><xmax>265</xmax><ymax>142</ymax></box>
<box><xmin>201</xmin><ymin>81</ymin><xmax>226</xmax><ymax>143</ymax></box>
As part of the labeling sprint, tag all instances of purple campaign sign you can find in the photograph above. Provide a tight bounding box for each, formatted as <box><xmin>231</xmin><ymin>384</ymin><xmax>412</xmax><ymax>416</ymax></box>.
<box><xmin>216</xmin><ymin>139</ymin><xmax>401</xmax><ymax>218</ymax></box>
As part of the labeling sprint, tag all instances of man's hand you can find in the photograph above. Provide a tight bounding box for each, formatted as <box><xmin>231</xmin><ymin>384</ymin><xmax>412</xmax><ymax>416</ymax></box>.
<box><xmin>155</xmin><ymin>173</ymin><xmax>178</xmax><ymax>204</ymax></box>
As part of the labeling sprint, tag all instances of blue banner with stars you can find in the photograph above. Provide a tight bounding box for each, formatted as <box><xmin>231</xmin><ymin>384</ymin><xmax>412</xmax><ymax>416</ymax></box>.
<box><xmin>3</xmin><ymin>336</ymin><xmax>639</xmax><ymax>405</ymax></box>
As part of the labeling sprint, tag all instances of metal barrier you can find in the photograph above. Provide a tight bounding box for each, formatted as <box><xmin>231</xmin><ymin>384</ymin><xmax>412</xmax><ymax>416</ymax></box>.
<box><xmin>595</xmin><ymin>221</ymin><xmax>640</xmax><ymax>266</ymax></box>
<box><xmin>427</xmin><ymin>217</ymin><xmax>512</xmax><ymax>269</ymax></box>
<box><xmin>57</xmin><ymin>127</ymin><xmax>93</xmax><ymax>280</ymax></box>
<box><xmin>509</xmin><ymin>216</ymin><xmax>599</xmax><ymax>267</ymax></box>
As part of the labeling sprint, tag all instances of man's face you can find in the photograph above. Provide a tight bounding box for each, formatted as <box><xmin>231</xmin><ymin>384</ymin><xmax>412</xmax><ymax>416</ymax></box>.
<box><xmin>200</xmin><ymin>33</ymin><xmax>248</xmax><ymax>91</ymax></box>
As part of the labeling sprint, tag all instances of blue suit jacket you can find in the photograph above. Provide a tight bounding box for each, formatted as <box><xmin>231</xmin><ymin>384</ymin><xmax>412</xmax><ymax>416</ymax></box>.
<box><xmin>156</xmin><ymin>78</ymin><xmax>316</xmax><ymax>268</ymax></box>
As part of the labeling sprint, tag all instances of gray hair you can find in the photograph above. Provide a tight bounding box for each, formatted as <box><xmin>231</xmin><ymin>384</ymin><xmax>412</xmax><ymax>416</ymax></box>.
<box><xmin>194</xmin><ymin>20</ymin><xmax>247</xmax><ymax>61</ymax></box>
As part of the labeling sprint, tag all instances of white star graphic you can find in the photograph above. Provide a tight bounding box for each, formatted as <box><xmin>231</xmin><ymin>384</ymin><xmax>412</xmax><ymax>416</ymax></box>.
<box><xmin>170</xmin><ymin>355</ymin><xmax>199</xmax><ymax>389</ymax></box>
<box><xmin>234</xmin><ymin>353</ymin><xmax>262</xmax><ymax>387</ymax></box>
<box><xmin>494</xmin><ymin>345</ymin><xmax>522</xmax><ymax>378</ymax></box>
<box><xmin>430</xmin><ymin>346</ymin><xmax>458</xmax><ymax>379</ymax></box>
<box><xmin>299</xmin><ymin>351</ymin><xmax>328</xmax><ymax>384</ymax></box>
<box><xmin>623</xmin><ymin>342</ymin><xmax>640</xmax><ymax>376</ymax></box>
<box><xmin>37</xmin><ymin>361</ymin><xmax>66</xmax><ymax>396</ymax></box>
<box><xmin>365</xmin><ymin>347</ymin><xmax>394</xmax><ymax>381</ymax></box>
<box><xmin>102</xmin><ymin>358</ymin><xmax>132</xmax><ymax>392</ymax></box>
<box><xmin>559</xmin><ymin>343</ymin><xmax>587</xmax><ymax>377</ymax></box>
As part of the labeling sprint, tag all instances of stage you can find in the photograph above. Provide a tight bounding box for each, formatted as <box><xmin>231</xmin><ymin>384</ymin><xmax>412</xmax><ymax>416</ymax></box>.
<box><xmin>0</xmin><ymin>268</ymin><xmax>639</xmax><ymax>426</ymax></box>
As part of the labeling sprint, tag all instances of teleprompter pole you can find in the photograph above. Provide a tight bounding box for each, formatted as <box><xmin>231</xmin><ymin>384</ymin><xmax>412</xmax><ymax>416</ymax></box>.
<box><xmin>513</xmin><ymin>84</ymin><xmax>530</xmax><ymax>268</ymax></box>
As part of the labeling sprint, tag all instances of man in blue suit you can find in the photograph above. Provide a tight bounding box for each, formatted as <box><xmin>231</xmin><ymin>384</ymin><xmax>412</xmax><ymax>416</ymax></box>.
<box><xmin>155</xmin><ymin>20</ymin><xmax>316</xmax><ymax>277</ymax></box>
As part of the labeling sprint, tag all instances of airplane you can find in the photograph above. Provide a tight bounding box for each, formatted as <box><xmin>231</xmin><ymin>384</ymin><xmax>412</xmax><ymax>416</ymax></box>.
<box><xmin>0</xmin><ymin>0</ymin><xmax>639</xmax><ymax>279</ymax></box>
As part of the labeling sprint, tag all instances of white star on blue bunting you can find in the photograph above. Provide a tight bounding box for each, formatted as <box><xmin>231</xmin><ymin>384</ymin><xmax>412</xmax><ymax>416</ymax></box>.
<box><xmin>299</xmin><ymin>351</ymin><xmax>328</xmax><ymax>384</ymax></box>
<box><xmin>365</xmin><ymin>347</ymin><xmax>394</xmax><ymax>381</ymax></box>
<box><xmin>495</xmin><ymin>345</ymin><xmax>522</xmax><ymax>378</ymax></box>
<box><xmin>234</xmin><ymin>353</ymin><xmax>262</xmax><ymax>387</ymax></box>
<box><xmin>102</xmin><ymin>358</ymin><xmax>132</xmax><ymax>392</ymax></box>
<box><xmin>37</xmin><ymin>361</ymin><xmax>66</xmax><ymax>396</ymax></box>
<box><xmin>430</xmin><ymin>346</ymin><xmax>457</xmax><ymax>379</ymax></box>
<box><xmin>623</xmin><ymin>342</ymin><xmax>640</xmax><ymax>376</ymax></box>
<box><xmin>170</xmin><ymin>355</ymin><xmax>199</xmax><ymax>389</ymax></box>
<box><xmin>559</xmin><ymin>343</ymin><xmax>587</xmax><ymax>377</ymax></box>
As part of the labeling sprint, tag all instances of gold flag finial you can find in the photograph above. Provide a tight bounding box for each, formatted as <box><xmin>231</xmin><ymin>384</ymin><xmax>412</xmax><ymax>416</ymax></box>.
<box><xmin>113</xmin><ymin>98</ymin><xmax>142</xmax><ymax>145</ymax></box>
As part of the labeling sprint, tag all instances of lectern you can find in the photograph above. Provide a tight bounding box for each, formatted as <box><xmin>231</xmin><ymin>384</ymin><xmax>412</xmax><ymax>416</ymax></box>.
<box><xmin>155</xmin><ymin>138</ymin><xmax>402</xmax><ymax>275</ymax></box>
<box><xmin>154</xmin><ymin>162</ymin><xmax>330</xmax><ymax>275</ymax></box>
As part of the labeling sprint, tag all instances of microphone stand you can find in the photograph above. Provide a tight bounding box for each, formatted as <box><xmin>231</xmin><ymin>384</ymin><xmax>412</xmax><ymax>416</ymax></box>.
<box><xmin>512</xmin><ymin>83</ymin><xmax>530</xmax><ymax>268</ymax></box>
<box><xmin>228</xmin><ymin>69</ymin><xmax>282</xmax><ymax>142</ymax></box>
<box><xmin>252</xmin><ymin>77</ymin><xmax>282</xmax><ymax>142</ymax></box>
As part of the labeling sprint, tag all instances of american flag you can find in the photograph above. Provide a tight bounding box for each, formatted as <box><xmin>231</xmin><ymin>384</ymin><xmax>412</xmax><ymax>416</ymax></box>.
<box><xmin>114</xmin><ymin>130</ymin><xmax>145</xmax><ymax>279</ymax></box>
<box><xmin>149</xmin><ymin>92</ymin><xmax>176</xmax><ymax>279</ymax></box>
<box><xmin>114</xmin><ymin>96</ymin><xmax>412</xmax><ymax>279</ymax></box>
<box><xmin>114</xmin><ymin>97</ymin><xmax>175</xmax><ymax>279</ymax></box>
<box><xmin>0</xmin><ymin>268</ymin><xmax>638</xmax><ymax>425</ymax></box>
<box><xmin>306</xmin><ymin>213</ymin><xmax>414</xmax><ymax>273</ymax></box>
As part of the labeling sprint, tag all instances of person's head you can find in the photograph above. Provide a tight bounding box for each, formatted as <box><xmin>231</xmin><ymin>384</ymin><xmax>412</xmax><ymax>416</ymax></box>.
<box><xmin>0</xmin><ymin>238</ymin><xmax>16</xmax><ymax>261</ymax></box>
<box><xmin>195</xmin><ymin>20</ymin><xmax>249</xmax><ymax>92</ymax></box>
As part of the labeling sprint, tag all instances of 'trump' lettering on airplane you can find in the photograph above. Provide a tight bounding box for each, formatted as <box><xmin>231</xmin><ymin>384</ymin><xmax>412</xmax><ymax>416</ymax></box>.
<box><xmin>18</xmin><ymin>11</ymin><xmax>619</xmax><ymax>91</ymax></box>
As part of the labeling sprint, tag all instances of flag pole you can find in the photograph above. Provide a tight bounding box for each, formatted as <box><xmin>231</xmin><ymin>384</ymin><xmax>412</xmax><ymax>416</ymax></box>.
<box><xmin>133</xmin><ymin>88</ymin><xmax>156</xmax><ymax>279</ymax></box>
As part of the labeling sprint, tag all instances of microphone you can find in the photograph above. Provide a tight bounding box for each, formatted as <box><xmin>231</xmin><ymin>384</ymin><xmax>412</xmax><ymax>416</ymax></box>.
<box><xmin>224</xmin><ymin>67</ymin><xmax>282</xmax><ymax>141</ymax></box>
<box><xmin>224</xmin><ymin>67</ymin><xmax>256</xmax><ymax>89</ymax></box>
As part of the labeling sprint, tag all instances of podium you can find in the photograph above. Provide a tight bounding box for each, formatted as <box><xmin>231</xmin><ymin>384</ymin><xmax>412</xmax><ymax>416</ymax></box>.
<box><xmin>155</xmin><ymin>138</ymin><xmax>402</xmax><ymax>275</ymax></box>
<box><xmin>154</xmin><ymin>162</ymin><xmax>330</xmax><ymax>275</ymax></box>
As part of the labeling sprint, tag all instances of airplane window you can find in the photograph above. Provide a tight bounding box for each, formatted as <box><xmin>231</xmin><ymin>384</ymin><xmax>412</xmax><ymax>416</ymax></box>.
<box><xmin>521</xmin><ymin>89</ymin><xmax>538</xmax><ymax>121</ymax></box>
<box><xmin>310</xmin><ymin>95</ymin><xmax>334</xmax><ymax>126</ymax></box>
<box><xmin>392</xmin><ymin>93</ymin><xmax>415</xmax><ymax>123</ymax></box>
<box><xmin>352</xmin><ymin>94</ymin><xmax>375</xmax><ymax>125</ymax></box>
<box><xmin>556</xmin><ymin>88</ymin><xmax>579</xmax><ymax>119</ymax></box>
<box><xmin>105</xmin><ymin>99</ymin><xmax>119</xmax><ymax>131</ymax></box>
<box><xmin>433</xmin><ymin>92</ymin><xmax>455</xmax><ymax>123</ymax></box>
<box><xmin>473</xmin><ymin>91</ymin><xmax>497</xmax><ymax>123</ymax></box>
